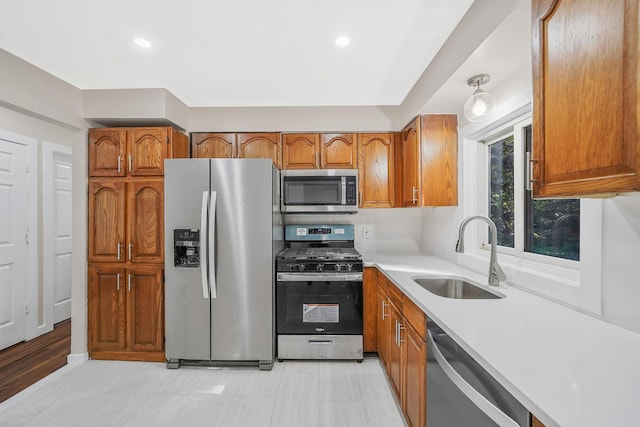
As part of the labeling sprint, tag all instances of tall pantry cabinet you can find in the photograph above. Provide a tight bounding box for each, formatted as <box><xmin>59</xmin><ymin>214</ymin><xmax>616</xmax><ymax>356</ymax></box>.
<box><xmin>87</xmin><ymin>127</ymin><xmax>189</xmax><ymax>361</ymax></box>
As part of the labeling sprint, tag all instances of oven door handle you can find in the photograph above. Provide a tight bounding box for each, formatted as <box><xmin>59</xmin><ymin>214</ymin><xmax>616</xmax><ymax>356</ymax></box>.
<box><xmin>277</xmin><ymin>272</ymin><xmax>363</xmax><ymax>282</ymax></box>
<box><xmin>427</xmin><ymin>330</ymin><xmax>519</xmax><ymax>427</ymax></box>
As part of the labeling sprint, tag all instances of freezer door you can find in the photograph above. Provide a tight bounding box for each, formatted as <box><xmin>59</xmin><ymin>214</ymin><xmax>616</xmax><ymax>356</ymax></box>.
<box><xmin>164</xmin><ymin>159</ymin><xmax>211</xmax><ymax>361</ymax></box>
<box><xmin>209</xmin><ymin>159</ymin><xmax>275</xmax><ymax>362</ymax></box>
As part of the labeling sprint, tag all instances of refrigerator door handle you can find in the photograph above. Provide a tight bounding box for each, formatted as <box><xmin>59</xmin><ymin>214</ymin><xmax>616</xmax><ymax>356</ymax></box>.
<box><xmin>209</xmin><ymin>190</ymin><xmax>217</xmax><ymax>299</ymax></box>
<box><xmin>200</xmin><ymin>191</ymin><xmax>209</xmax><ymax>299</ymax></box>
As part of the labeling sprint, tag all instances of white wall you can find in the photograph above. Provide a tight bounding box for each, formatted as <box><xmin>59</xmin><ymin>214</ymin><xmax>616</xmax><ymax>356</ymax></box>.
<box><xmin>601</xmin><ymin>194</ymin><xmax>640</xmax><ymax>333</ymax></box>
<box><xmin>0</xmin><ymin>105</ymin><xmax>75</xmax><ymax>338</ymax></box>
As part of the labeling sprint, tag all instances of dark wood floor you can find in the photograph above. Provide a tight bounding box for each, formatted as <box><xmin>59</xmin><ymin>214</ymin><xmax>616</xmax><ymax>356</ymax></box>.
<box><xmin>0</xmin><ymin>319</ymin><xmax>71</xmax><ymax>403</ymax></box>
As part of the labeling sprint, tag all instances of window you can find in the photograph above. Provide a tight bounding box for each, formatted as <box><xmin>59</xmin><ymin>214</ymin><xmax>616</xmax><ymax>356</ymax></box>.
<box><xmin>486</xmin><ymin>119</ymin><xmax>580</xmax><ymax>262</ymax></box>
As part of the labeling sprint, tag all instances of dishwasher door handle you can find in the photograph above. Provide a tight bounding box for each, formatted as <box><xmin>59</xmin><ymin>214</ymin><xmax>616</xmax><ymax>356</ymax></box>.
<box><xmin>427</xmin><ymin>330</ymin><xmax>519</xmax><ymax>427</ymax></box>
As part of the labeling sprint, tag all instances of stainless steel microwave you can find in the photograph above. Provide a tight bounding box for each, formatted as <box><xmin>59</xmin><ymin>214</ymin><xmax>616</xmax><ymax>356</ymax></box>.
<box><xmin>281</xmin><ymin>169</ymin><xmax>358</xmax><ymax>214</ymax></box>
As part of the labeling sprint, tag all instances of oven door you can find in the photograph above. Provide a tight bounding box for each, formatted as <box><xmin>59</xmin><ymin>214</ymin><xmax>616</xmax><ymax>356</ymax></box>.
<box><xmin>276</xmin><ymin>277</ymin><xmax>363</xmax><ymax>335</ymax></box>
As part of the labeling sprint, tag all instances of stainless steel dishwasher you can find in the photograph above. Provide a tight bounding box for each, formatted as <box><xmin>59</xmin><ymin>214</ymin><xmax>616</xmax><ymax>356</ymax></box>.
<box><xmin>427</xmin><ymin>319</ymin><xmax>530</xmax><ymax>426</ymax></box>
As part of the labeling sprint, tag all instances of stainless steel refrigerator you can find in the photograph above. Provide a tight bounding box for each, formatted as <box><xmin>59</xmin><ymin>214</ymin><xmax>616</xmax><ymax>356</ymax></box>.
<box><xmin>164</xmin><ymin>158</ymin><xmax>282</xmax><ymax>370</ymax></box>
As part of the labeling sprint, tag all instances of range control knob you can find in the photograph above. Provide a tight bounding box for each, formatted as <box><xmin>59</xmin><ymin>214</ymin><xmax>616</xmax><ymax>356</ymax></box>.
<box><xmin>316</xmin><ymin>264</ymin><xmax>324</xmax><ymax>271</ymax></box>
<box><xmin>299</xmin><ymin>264</ymin><xmax>305</xmax><ymax>271</ymax></box>
<box><xmin>346</xmin><ymin>264</ymin><xmax>353</xmax><ymax>271</ymax></box>
<box><xmin>335</xmin><ymin>264</ymin><xmax>342</xmax><ymax>272</ymax></box>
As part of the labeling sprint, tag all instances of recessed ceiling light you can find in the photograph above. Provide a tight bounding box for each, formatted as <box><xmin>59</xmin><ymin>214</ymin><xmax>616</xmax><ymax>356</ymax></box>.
<box><xmin>335</xmin><ymin>36</ymin><xmax>350</xmax><ymax>47</ymax></box>
<box><xmin>134</xmin><ymin>37</ymin><xmax>151</xmax><ymax>48</ymax></box>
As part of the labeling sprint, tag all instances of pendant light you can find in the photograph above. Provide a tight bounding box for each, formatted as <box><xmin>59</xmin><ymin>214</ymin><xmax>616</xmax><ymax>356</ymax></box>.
<box><xmin>463</xmin><ymin>74</ymin><xmax>496</xmax><ymax>122</ymax></box>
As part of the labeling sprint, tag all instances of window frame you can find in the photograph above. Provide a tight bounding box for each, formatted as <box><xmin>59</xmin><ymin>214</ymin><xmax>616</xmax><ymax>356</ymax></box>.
<box><xmin>480</xmin><ymin>116</ymin><xmax>580</xmax><ymax>269</ymax></box>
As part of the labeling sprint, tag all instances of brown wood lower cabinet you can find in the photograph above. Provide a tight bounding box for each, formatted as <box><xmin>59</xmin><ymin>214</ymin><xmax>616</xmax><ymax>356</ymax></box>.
<box><xmin>88</xmin><ymin>264</ymin><xmax>165</xmax><ymax>361</ymax></box>
<box><xmin>375</xmin><ymin>270</ymin><xmax>427</xmax><ymax>427</ymax></box>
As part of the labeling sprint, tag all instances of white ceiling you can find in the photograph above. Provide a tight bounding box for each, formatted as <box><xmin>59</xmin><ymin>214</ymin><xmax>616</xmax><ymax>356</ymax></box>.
<box><xmin>0</xmin><ymin>0</ymin><xmax>477</xmax><ymax>108</ymax></box>
<box><xmin>420</xmin><ymin>1</ymin><xmax>532</xmax><ymax>117</ymax></box>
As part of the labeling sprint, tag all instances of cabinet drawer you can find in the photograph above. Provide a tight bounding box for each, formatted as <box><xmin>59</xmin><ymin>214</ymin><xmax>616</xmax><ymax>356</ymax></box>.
<box><xmin>403</xmin><ymin>297</ymin><xmax>426</xmax><ymax>341</ymax></box>
<box><xmin>387</xmin><ymin>280</ymin><xmax>404</xmax><ymax>310</ymax></box>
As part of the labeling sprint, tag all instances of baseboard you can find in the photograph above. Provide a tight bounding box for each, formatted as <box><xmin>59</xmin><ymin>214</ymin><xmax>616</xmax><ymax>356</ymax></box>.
<box><xmin>67</xmin><ymin>352</ymin><xmax>89</xmax><ymax>366</ymax></box>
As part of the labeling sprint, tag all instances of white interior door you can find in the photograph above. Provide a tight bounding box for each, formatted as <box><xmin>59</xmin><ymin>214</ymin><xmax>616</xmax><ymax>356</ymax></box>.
<box><xmin>0</xmin><ymin>138</ymin><xmax>29</xmax><ymax>350</ymax></box>
<box><xmin>43</xmin><ymin>142</ymin><xmax>72</xmax><ymax>325</ymax></box>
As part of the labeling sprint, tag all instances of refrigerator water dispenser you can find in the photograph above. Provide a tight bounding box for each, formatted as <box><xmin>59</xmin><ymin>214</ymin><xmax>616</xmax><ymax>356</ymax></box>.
<box><xmin>173</xmin><ymin>229</ymin><xmax>200</xmax><ymax>267</ymax></box>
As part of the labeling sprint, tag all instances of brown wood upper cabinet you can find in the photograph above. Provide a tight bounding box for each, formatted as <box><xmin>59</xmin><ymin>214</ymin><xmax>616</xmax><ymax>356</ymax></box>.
<box><xmin>88</xmin><ymin>178</ymin><xmax>164</xmax><ymax>264</ymax></box>
<box><xmin>89</xmin><ymin>127</ymin><xmax>188</xmax><ymax>177</ymax></box>
<box><xmin>282</xmin><ymin>133</ymin><xmax>357</xmax><ymax>169</ymax></box>
<box><xmin>357</xmin><ymin>133</ymin><xmax>395</xmax><ymax>208</ymax></box>
<box><xmin>395</xmin><ymin>115</ymin><xmax>458</xmax><ymax>207</ymax></box>
<box><xmin>421</xmin><ymin>115</ymin><xmax>458</xmax><ymax>206</ymax></box>
<box><xmin>531</xmin><ymin>0</ymin><xmax>640</xmax><ymax>197</ymax></box>
<box><xmin>400</xmin><ymin>117</ymin><xmax>422</xmax><ymax>206</ymax></box>
<box><xmin>191</xmin><ymin>132</ymin><xmax>282</xmax><ymax>168</ymax></box>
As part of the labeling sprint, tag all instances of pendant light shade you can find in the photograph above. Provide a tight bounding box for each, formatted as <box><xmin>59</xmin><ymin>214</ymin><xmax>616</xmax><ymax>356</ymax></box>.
<box><xmin>463</xmin><ymin>74</ymin><xmax>496</xmax><ymax>122</ymax></box>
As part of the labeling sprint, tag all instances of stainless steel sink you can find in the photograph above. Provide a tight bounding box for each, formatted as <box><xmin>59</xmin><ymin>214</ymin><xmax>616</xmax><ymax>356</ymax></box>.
<box><xmin>413</xmin><ymin>277</ymin><xmax>504</xmax><ymax>300</ymax></box>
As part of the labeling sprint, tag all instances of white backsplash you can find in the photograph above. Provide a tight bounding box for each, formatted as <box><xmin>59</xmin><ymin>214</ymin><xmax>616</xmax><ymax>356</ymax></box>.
<box><xmin>601</xmin><ymin>193</ymin><xmax>640</xmax><ymax>334</ymax></box>
<box><xmin>420</xmin><ymin>206</ymin><xmax>459</xmax><ymax>263</ymax></box>
<box><xmin>283</xmin><ymin>208</ymin><xmax>423</xmax><ymax>255</ymax></box>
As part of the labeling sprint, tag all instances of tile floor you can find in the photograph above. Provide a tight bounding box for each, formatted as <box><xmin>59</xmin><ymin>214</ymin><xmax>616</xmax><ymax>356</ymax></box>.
<box><xmin>0</xmin><ymin>357</ymin><xmax>406</xmax><ymax>427</ymax></box>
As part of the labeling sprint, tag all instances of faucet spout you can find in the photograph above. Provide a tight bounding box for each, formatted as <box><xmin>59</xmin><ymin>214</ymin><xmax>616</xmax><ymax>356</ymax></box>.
<box><xmin>455</xmin><ymin>215</ymin><xmax>506</xmax><ymax>286</ymax></box>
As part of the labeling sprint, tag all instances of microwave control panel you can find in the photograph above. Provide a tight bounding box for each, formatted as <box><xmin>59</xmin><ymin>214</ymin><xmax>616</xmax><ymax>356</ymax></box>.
<box><xmin>345</xmin><ymin>176</ymin><xmax>357</xmax><ymax>205</ymax></box>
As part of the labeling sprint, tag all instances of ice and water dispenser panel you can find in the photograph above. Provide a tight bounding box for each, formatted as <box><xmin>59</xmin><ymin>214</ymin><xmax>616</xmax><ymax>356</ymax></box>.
<box><xmin>173</xmin><ymin>229</ymin><xmax>200</xmax><ymax>267</ymax></box>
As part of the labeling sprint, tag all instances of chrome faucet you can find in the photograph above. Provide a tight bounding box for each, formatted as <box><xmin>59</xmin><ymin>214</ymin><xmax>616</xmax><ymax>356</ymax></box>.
<box><xmin>455</xmin><ymin>215</ymin><xmax>506</xmax><ymax>287</ymax></box>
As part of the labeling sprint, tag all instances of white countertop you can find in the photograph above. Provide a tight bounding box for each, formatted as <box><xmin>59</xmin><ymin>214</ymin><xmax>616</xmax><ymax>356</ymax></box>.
<box><xmin>364</xmin><ymin>254</ymin><xmax>640</xmax><ymax>427</ymax></box>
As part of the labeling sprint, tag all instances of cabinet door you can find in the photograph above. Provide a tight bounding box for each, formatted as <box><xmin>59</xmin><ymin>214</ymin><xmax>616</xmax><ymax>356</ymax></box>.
<box><xmin>88</xmin><ymin>129</ymin><xmax>127</xmax><ymax>177</ymax></box>
<box><xmin>377</xmin><ymin>288</ymin><xmax>390</xmax><ymax>372</ymax></box>
<box><xmin>126</xmin><ymin>266</ymin><xmax>164</xmax><ymax>352</ymax></box>
<box><xmin>532</xmin><ymin>0</ymin><xmax>640</xmax><ymax>197</ymax></box>
<box><xmin>358</xmin><ymin>133</ymin><xmax>395</xmax><ymax>208</ymax></box>
<box><xmin>403</xmin><ymin>325</ymin><xmax>426</xmax><ymax>427</ymax></box>
<box><xmin>421</xmin><ymin>115</ymin><xmax>458</xmax><ymax>206</ymax></box>
<box><xmin>363</xmin><ymin>267</ymin><xmax>378</xmax><ymax>352</ymax></box>
<box><xmin>88</xmin><ymin>180</ymin><xmax>126</xmax><ymax>263</ymax></box>
<box><xmin>88</xmin><ymin>265</ymin><xmax>126</xmax><ymax>351</ymax></box>
<box><xmin>237</xmin><ymin>133</ymin><xmax>282</xmax><ymax>168</ymax></box>
<box><xmin>191</xmin><ymin>133</ymin><xmax>235</xmax><ymax>158</ymax></box>
<box><xmin>282</xmin><ymin>133</ymin><xmax>319</xmax><ymax>169</ymax></box>
<box><xmin>320</xmin><ymin>133</ymin><xmax>357</xmax><ymax>169</ymax></box>
<box><xmin>388</xmin><ymin>303</ymin><xmax>403</xmax><ymax>397</ymax></box>
<box><xmin>127</xmin><ymin>128</ymin><xmax>169</xmax><ymax>176</ymax></box>
<box><xmin>401</xmin><ymin>118</ymin><xmax>421</xmax><ymax>207</ymax></box>
<box><xmin>127</xmin><ymin>179</ymin><xmax>164</xmax><ymax>264</ymax></box>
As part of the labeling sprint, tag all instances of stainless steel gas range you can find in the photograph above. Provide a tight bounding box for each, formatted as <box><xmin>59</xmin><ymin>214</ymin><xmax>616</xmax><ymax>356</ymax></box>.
<box><xmin>276</xmin><ymin>224</ymin><xmax>363</xmax><ymax>361</ymax></box>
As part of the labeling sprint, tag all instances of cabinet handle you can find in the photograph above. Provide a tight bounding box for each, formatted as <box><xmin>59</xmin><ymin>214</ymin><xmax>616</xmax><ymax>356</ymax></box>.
<box><xmin>315</xmin><ymin>153</ymin><xmax>319</xmax><ymax>168</ymax></box>
<box><xmin>412</xmin><ymin>186</ymin><xmax>419</xmax><ymax>203</ymax></box>
<box><xmin>395</xmin><ymin>320</ymin><xmax>399</xmax><ymax>346</ymax></box>
<box><xmin>526</xmin><ymin>152</ymin><xmax>539</xmax><ymax>191</ymax></box>
<box><xmin>128</xmin><ymin>155</ymin><xmax>133</xmax><ymax>172</ymax></box>
<box><xmin>116</xmin><ymin>273</ymin><xmax>120</xmax><ymax>291</ymax></box>
<box><xmin>117</xmin><ymin>155</ymin><xmax>121</xmax><ymax>173</ymax></box>
<box><xmin>128</xmin><ymin>243</ymin><xmax>133</xmax><ymax>261</ymax></box>
<box><xmin>381</xmin><ymin>301</ymin><xmax>388</xmax><ymax>320</ymax></box>
<box><xmin>128</xmin><ymin>274</ymin><xmax>132</xmax><ymax>291</ymax></box>
<box><xmin>117</xmin><ymin>242</ymin><xmax>121</xmax><ymax>260</ymax></box>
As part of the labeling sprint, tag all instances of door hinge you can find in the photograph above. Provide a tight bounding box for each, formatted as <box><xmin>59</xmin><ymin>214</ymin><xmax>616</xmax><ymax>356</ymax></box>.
<box><xmin>25</xmin><ymin>231</ymin><xmax>29</xmax><ymax>245</ymax></box>
<box><xmin>25</xmin><ymin>303</ymin><xmax>30</xmax><ymax>314</ymax></box>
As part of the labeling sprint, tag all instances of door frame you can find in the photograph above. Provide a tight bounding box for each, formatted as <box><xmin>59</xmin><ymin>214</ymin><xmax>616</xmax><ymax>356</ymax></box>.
<box><xmin>0</xmin><ymin>129</ymin><xmax>38</xmax><ymax>342</ymax></box>
<box><xmin>42</xmin><ymin>140</ymin><xmax>72</xmax><ymax>333</ymax></box>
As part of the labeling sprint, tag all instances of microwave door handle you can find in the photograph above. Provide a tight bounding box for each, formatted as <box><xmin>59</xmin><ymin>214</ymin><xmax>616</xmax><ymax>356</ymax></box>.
<box><xmin>209</xmin><ymin>190</ymin><xmax>217</xmax><ymax>299</ymax></box>
<box><xmin>427</xmin><ymin>331</ymin><xmax>519</xmax><ymax>427</ymax></box>
<box><xmin>200</xmin><ymin>191</ymin><xmax>209</xmax><ymax>299</ymax></box>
